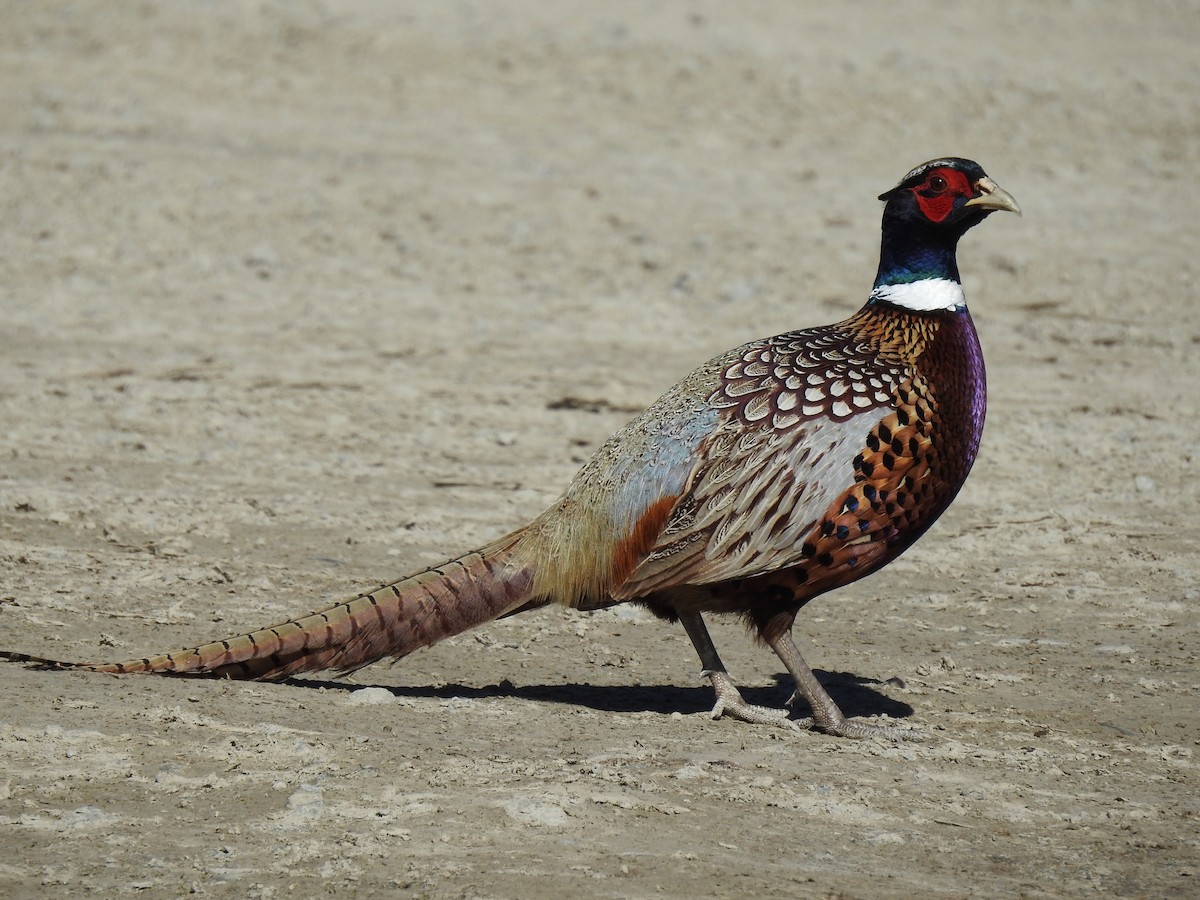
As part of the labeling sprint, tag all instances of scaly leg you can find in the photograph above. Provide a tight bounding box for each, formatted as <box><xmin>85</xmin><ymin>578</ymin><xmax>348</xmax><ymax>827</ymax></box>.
<box><xmin>678</xmin><ymin>612</ymin><xmax>796</xmax><ymax>729</ymax></box>
<box><xmin>764</xmin><ymin>628</ymin><xmax>923</xmax><ymax>741</ymax></box>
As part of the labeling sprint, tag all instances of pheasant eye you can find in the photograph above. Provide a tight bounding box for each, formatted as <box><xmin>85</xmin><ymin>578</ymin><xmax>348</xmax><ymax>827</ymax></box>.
<box><xmin>927</xmin><ymin>175</ymin><xmax>948</xmax><ymax>193</ymax></box>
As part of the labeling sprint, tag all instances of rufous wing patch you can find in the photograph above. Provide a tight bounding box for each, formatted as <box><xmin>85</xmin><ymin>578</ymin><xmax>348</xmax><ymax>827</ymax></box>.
<box><xmin>611</xmin><ymin>494</ymin><xmax>679</xmax><ymax>588</ymax></box>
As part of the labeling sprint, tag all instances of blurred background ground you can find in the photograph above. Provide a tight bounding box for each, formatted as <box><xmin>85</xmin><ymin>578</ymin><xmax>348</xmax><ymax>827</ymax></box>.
<box><xmin>1</xmin><ymin>2</ymin><xmax>1197</xmax><ymax>897</ymax></box>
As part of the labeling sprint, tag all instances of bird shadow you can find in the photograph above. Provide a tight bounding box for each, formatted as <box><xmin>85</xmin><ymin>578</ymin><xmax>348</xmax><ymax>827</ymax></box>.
<box><xmin>282</xmin><ymin>670</ymin><xmax>914</xmax><ymax>721</ymax></box>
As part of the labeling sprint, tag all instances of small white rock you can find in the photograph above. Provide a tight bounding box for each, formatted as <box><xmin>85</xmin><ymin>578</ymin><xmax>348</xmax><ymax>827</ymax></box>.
<box><xmin>346</xmin><ymin>687</ymin><xmax>398</xmax><ymax>706</ymax></box>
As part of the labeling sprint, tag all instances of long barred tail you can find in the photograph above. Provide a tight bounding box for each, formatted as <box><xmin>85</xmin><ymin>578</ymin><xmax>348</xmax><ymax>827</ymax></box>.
<box><xmin>0</xmin><ymin>536</ymin><xmax>538</xmax><ymax>682</ymax></box>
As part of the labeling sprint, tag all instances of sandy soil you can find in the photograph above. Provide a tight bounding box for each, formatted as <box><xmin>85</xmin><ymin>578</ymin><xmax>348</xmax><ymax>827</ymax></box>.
<box><xmin>1</xmin><ymin>2</ymin><xmax>1198</xmax><ymax>897</ymax></box>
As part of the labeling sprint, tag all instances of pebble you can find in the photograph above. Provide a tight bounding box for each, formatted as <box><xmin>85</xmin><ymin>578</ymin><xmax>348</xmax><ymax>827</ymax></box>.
<box><xmin>345</xmin><ymin>687</ymin><xmax>398</xmax><ymax>706</ymax></box>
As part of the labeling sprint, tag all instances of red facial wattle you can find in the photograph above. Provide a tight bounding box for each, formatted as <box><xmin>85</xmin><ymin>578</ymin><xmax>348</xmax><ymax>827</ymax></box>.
<box><xmin>912</xmin><ymin>167</ymin><xmax>973</xmax><ymax>223</ymax></box>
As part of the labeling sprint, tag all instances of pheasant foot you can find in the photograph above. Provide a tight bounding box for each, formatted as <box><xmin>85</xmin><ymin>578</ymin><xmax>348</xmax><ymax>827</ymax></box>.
<box><xmin>769</xmin><ymin>631</ymin><xmax>925</xmax><ymax>741</ymax></box>
<box><xmin>679</xmin><ymin>612</ymin><xmax>797</xmax><ymax>730</ymax></box>
<box><xmin>704</xmin><ymin>669</ymin><xmax>798</xmax><ymax>729</ymax></box>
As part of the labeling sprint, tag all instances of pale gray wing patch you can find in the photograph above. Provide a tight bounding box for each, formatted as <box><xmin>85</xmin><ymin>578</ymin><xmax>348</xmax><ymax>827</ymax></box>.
<box><xmin>527</xmin><ymin>357</ymin><xmax>725</xmax><ymax>606</ymax></box>
<box><xmin>614</xmin><ymin>410</ymin><xmax>886</xmax><ymax>599</ymax></box>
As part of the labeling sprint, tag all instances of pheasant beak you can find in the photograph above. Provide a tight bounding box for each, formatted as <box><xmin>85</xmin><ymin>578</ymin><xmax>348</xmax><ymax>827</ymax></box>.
<box><xmin>964</xmin><ymin>177</ymin><xmax>1021</xmax><ymax>215</ymax></box>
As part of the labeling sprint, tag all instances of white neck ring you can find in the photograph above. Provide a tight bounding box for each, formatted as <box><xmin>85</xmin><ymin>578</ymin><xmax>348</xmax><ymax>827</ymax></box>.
<box><xmin>871</xmin><ymin>278</ymin><xmax>966</xmax><ymax>312</ymax></box>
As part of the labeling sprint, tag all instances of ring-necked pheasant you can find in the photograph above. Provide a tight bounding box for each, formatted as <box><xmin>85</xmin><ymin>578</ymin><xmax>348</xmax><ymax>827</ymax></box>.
<box><xmin>1</xmin><ymin>158</ymin><xmax>1019</xmax><ymax>738</ymax></box>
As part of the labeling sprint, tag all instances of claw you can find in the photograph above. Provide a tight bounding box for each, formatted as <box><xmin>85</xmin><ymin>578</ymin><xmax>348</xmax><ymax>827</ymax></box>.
<box><xmin>703</xmin><ymin>668</ymin><xmax>797</xmax><ymax>729</ymax></box>
<box><xmin>816</xmin><ymin>716</ymin><xmax>929</xmax><ymax>742</ymax></box>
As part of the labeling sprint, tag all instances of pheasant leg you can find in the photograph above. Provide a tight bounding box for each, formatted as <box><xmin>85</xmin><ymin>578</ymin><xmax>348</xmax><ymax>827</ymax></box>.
<box><xmin>764</xmin><ymin>629</ymin><xmax>922</xmax><ymax>740</ymax></box>
<box><xmin>678</xmin><ymin>612</ymin><xmax>796</xmax><ymax>729</ymax></box>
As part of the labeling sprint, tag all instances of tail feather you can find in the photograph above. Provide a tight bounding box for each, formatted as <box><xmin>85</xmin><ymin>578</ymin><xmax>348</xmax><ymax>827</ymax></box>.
<box><xmin>1</xmin><ymin>536</ymin><xmax>538</xmax><ymax>682</ymax></box>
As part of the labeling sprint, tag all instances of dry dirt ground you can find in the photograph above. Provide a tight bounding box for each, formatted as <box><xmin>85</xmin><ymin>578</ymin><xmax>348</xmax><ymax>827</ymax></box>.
<box><xmin>1</xmin><ymin>3</ymin><xmax>1198</xmax><ymax>898</ymax></box>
